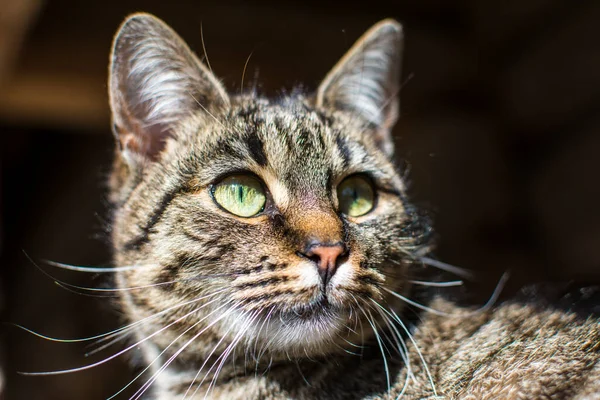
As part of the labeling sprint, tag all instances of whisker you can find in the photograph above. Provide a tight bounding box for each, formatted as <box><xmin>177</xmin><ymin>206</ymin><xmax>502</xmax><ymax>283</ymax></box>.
<box><xmin>386</xmin><ymin>270</ymin><xmax>509</xmax><ymax>317</ymax></box>
<box><xmin>197</xmin><ymin>310</ymin><xmax>261</xmax><ymax>400</ymax></box>
<box><xmin>240</xmin><ymin>50</ymin><xmax>255</xmax><ymax>96</ymax></box>
<box><xmin>109</xmin><ymin>299</ymin><xmax>235</xmax><ymax>400</ymax></box>
<box><xmin>370</xmin><ymin>301</ymin><xmax>414</xmax><ymax>394</ymax></box>
<box><xmin>355</xmin><ymin>300</ymin><xmax>391</xmax><ymax>392</ymax></box>
<box><xmin>371</xmin><ymin>300</ymin><xmax>409</xmax><ymax>360</ymax></box>
<box><xmin>28</xmin><ymin>253</ymin><xmax>235</xmax><ymax>303</ymax></box>
<box><xmin>19</xmin><ymin>292</ymin><xmax>225</xmax><ymax>376</ymax></box>
<box><xmin>94</xmin><ymin>289</ymin><xmax>228</xmax><ymax>347</ymax></box>
<box><xmin>182</xmin><ymin>308</ymin><xmax>244</xmax><ymax>399</ymax></box>
<box><xmin>14</xmin><ymin>289</ymin><xmax>227</xmax><ymax>344</ymax></box>
<box><xmin>12</xmin><ymin>325</ymin><xmax>119</xmax><ymax>344</ymax></box>
<box><xmin>200</xmin><ymin>22</ymin><xmax>213</xmax><ymax>74</ymax></box>
<box><xmin>54</xmin><ymin>281</ymin><xmax>117</xmax><ymax>298</ymax></box>
<box><xmin>84</xmin><ymin>333</ymin><xmax>129</xmax><ymax>357</ymax></box>
<box><xmin>336</xmin><ymin>335</ymin><xmax>363</xmax><ymax>356</ymax></box>
<box><xmin>478</xmin><ymin>270</ymin><xmax>511</xmax><ymax>312</ymax></box>
<box><xmin>348</xmin><ymin>293</ymin><xmax>367</xmax><ymax>359</ymax></box>
<box><xmin>188</xmin><ymin>92</ymin><xmax>229</xmax><ymax>130</ymax></box>
<box><xmin>295</xmin><ymin>360</ymin><xmax>312</xmax><ymax>387</ymax></box>
<box><xmin>253</xmin><ymin>306</ymin><xmax>275</xmax><ymax>367</ymax></box>
<box><xmin>417</xmin><ymin>257</ymin><xmax>475</xmax><ymax>280</ymax></box>
<box><xmin>255</xmin><ymin>308</ymin><xmax>280</xmax><ymax>370</ymax></box>
<box><xmin>408</xmin><ymin>280</ymin><xmax>463</xmax><ymax>288</ymax></box>
<box><xmin>383</xmin><ymin>305</ymin><xmax>438</xmax><ymax>397</ymax></box>
<box><xmin>44</xmin><ymin>260</ymin><xmax>157</xmax><ymax>273</ymax></box>
<box><xmin>24</xmin><ymin>254</ymin><xmax>118</xmax><ymax>298</ymax></box>
<box><xmin>130</xmin><ymin>302</ymin><xmax>243</xmax><ymax>400</ymax></box>
<box><xmin>383</xmin><ymin>287</ymin><xmax>458</xmax><ymax>317</ymax></box>
<box><xmin>61</xmin><ymin>274</ymin><xmax>235</xmax><ymax>293</ymax></box>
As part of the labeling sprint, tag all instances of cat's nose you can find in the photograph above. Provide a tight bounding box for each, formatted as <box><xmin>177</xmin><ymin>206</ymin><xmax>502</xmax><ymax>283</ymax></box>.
<box><xmin>300</xmin><ymin>242</ymin><xmax>347</xmax><ymax>285</ymax></box>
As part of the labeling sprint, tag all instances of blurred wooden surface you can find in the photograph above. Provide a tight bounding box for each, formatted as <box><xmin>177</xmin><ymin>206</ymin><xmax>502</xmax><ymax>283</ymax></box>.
<box><xmin>0</xmin><ymin>0</ymin><xmax>41</xmax><ymax>83</ymax></box>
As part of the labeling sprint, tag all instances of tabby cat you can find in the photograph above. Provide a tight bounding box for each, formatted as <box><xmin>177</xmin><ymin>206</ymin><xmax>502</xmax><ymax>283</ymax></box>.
<box><xmin>102</xmin><ymin>13</ymin><xmax>600</xmax><ymax>399</ymax></box>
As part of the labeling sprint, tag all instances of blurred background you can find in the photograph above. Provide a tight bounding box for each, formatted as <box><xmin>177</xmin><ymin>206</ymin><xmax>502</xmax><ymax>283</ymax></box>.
<box><xmin>1</xmin><ymin>0</ymin><xmax>599</xmax><ymax>398</ymax></box>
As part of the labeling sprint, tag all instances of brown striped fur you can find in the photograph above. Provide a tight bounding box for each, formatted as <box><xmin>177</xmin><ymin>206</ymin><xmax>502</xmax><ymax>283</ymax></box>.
<box><xmin>107</xmin><ymin>13</ymin><xmax>600</xmax><ymax>399</ymax></box>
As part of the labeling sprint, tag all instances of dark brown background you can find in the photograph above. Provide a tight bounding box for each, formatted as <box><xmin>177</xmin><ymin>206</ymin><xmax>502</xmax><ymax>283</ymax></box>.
<box><xmin>1</xmin><ymin>0</ymin><xmax>599</xmax><ymax>398</ymax></box>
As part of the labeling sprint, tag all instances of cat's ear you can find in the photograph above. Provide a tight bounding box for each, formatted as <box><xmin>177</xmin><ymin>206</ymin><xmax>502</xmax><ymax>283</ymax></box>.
<box><xmin>316</xmin><ymin>19</ymin><xmax>402</xmax><ymax>157</ymax></box>
<box><xmin>109</xmin><ymin>13</ymin><xmax>229</xmax><ymax>163</ymax></box>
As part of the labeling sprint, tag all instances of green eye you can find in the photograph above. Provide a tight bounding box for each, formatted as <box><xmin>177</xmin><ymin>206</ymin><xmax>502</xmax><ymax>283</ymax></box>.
<box><xmin>212</xmin><ymin>175</ymin><xmax>266</xmax><ymax>217</ymax></box>
<box><xmin>337</xmin><ymin>175</ymin><xmax>375</xmax><ymax>217</ymax></box>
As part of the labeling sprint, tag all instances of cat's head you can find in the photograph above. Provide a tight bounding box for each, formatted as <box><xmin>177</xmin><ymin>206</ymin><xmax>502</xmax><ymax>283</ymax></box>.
<box><xmin>108</xmin><ymin>13</ymin><xmax>431</xmax><ymax>361</ymax></box>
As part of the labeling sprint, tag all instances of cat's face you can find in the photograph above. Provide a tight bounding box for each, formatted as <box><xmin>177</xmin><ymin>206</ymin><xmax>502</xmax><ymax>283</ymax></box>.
<box><xmin>109</xmin><ymin>14</ymin><xmax>430</xmax><ymax>361</ymax></box>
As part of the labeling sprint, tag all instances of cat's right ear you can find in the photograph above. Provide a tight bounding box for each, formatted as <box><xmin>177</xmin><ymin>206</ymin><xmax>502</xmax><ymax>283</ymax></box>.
<box><xmin>109</xmin><ymin>13</ymin><xmax>229</xmax><ymax>164</ymax></box>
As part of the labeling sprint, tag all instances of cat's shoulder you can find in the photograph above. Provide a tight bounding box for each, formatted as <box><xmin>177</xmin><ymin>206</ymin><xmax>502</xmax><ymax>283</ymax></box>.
<box><xmin>401</xmin><ymin>284</ymin><xmax>600</xmax><ymax>399</ymax></box>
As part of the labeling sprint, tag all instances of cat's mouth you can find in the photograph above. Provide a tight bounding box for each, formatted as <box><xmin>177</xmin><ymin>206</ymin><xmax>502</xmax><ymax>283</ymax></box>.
<box><xmin>291</xmin><ymin>297</ymin><xmax>331</xmax><ymax>319</ymax></box>
<box><xmin>252</xmin><ymin>293</ymin><xmax>358</xmax><ymax>356</ymax></box>
<box><xmin>278</xmin><ymin>295</ymin><xmax>344</xmax><ymax>324</ymax></box>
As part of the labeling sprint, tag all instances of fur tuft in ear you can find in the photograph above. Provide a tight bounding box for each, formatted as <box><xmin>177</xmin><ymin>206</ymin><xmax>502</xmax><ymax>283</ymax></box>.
<box><xmin>109</xmin><ymin>13</ymin><xmax>229</xmax><ymax>163</ymax></box>
<box><xmin>316</xmin><ymin>19</ymin><xmax>403</xmax><ymax>157</ymax></box>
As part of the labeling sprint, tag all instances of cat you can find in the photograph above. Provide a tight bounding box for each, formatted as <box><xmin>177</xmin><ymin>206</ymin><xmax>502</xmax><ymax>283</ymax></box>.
<box><xmin>102</xmin><ymin>13</ymin><xmax>600</xmax><ymax>399</ymax></box>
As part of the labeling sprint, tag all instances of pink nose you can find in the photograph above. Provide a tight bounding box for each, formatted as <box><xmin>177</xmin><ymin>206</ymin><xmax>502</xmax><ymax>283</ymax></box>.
<box><xmin>303</xmin><ymin>243</ymin><xmax>347</xmax><ymax>284</ymax></box>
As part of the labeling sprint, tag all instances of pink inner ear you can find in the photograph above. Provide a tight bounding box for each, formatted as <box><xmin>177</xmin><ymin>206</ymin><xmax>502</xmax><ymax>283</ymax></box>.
<box><xmin>115</xmin><ymin>114</ymin><xmax>172</xmax><ymax>161</ymax></box>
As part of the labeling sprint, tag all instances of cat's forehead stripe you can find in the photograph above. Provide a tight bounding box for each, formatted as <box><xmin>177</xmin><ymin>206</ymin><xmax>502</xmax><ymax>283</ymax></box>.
<box><xmin>243</xmin><ymin>133</ymin><xmax>268</xmax><ymax>167</ymax></box>
<box><xmin>335</xmin><ymin>136</ymin><xmax>352</xmax><ymax>169</ymax></box>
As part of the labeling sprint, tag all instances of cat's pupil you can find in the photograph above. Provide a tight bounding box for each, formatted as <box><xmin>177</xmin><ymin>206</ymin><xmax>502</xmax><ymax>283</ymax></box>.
<box><xmin>237</xmin><ymin>185</ymin><xmax>244</xmax><ymax>203</ymax></box>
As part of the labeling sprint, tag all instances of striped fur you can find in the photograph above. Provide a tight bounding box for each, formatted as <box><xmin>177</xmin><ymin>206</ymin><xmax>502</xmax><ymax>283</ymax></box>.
<box><xmin>107</xmin><ymin>13</ymin><xmax>600</xmax><ymax>399</ymax></box>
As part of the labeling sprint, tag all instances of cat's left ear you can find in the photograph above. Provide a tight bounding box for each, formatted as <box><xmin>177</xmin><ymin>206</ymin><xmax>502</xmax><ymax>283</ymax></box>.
<box><xmin>316</xmin><ymin>20</ymin><xmax>402</xmax><ymax>157</ymax></box>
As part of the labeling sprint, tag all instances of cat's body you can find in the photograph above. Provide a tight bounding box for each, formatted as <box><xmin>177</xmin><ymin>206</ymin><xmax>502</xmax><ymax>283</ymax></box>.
<box><xmin>105</xmin><ymin>14</ymin><xmax>600</xmax><ymax>399</ymax></box>
<box><xmin>138</xmin><ymin>296</ymin><xmax>600</xmax><ymax>400</ymax></box>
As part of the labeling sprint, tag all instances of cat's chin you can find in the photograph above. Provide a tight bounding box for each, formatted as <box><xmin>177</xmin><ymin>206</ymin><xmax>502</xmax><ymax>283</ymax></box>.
<box><xmin>221</xmin><ymin>296</ymin><xmax>359</xmax><ymax>358</ymax></box>
<box><xmin>263</xmin><ymin>305</ymin><xmax>354</xmax><ymax>356</ymax></box>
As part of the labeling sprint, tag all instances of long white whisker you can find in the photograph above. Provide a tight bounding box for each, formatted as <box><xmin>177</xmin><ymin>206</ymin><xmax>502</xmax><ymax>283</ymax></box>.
<box><xmin>370</xmin><ymin>300</ymin><xmax>414</xmax><ymax>392</ymax></box>
<box><xmin>183</xmin><ymin>309</ymin><xmax>244</xmax><ymax>399</ymax></box>
<box><xmin>44</xmin><ymin>260</ymin><xmax>158</xmax><ymax>273</ymax></box>
<box><xmin>108</xmin><ymin>299</ymin><xmax>233</xmax><ymax>400</ymax></box>
<box><xmin>383</xmin><ymin>288</ymin><xmax>457</xmax><ymax>317</ymax></box>
<box><xmin>15</xmin><ymin>289</ymin><xmax>227</xmax><ymax>344</ymax></box>
<box><xmin>19</xmin><ymin>292</ymin><xmax>225</xmax><ymax>376</ymax></box>
<box><xmin>253</xmin><ymin>306</ymin><xmax>275</xmax><ymax>368</ymax></box>
<box><xmin>189</xmin><ymin>92</ymin><xmax>228</xmax><ymax>130</ymax></box>
<box><xmin>240</xmin><ymin>50</ymin><xmax>255</xmax><ymax>96</ymax></box>
<box><xmin>385</xmin><ymin>306</ymin><xmax>438</xmax><ymax>397</ymax></box>
<box><xmin>84</xmin><ymin>332</ymin><xmax>129</xmax><ymax>357</ymax></box>
<box><xmin>356</xmin><ymin>301</ymin><xmax>391</xmax><ymax>392</ymax></box>
<box><xmin>61</xmin><ymin>274</ymin><xmax>233</xmax><ymax>293</ymax></box>
<box><xmin>348</xmin><ymin>293</ymin><xmax>367</xmax><ymax>359</ymax></box>
<box><xmin>479</xmin><ymin>271</ymin><xmax>511</xmax><ymax>311</ymax></box>
<box><xmin>408</xmin><ymin>280</ymin><xmax>463</xmax><ymax>287</ymax></box>
<box><xmin>254</xmin><ymin>308</ymin><xmax>279</xmax><ymax>376</ymax></box>
<box><xmin>386</xmin><ymin>308</ymin><xmax>413</xmax><ymax>400</ymax></box>
<box><xmin>27</xmin><ymin>254</ymin><xmax>172</xmax><ymax>297</ymax></box>
<box><xmin>384</xmin><ymin>270</ymin><xmax>509</xmax><ymax>317</ymax></box>
<box><xmin>129</xmin><ymin>301</ymin><xmax>242</xmax><ymax>400</ymax></box>
<box><xmin>199</xmin><ymin>22</ymin><xmax>213</xmax><ymax>74</ymax></box>
<box><xmin>417</xmin><ymin>257</ymin><xmax>475</xmax><ymax>280</ymax></box>
<box><xmin>199</xmin><ymin>310</ymin><xmax>261</xmax><ymax>400</ymax></box>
